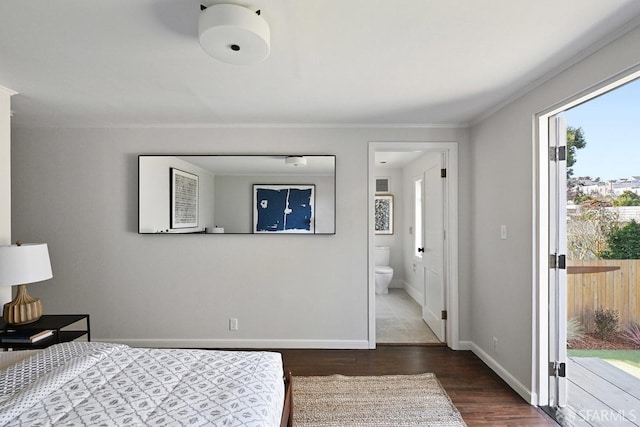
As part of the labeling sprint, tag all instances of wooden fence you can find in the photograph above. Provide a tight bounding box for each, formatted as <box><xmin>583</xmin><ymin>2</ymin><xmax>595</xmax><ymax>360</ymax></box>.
<box><xmin>567</xmin><ymin>260</ymin><xmax>640</xmax><ymax>332</ymax></box>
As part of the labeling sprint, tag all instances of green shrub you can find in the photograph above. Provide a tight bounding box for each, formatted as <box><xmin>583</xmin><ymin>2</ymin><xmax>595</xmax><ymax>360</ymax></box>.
<box><xmin>593</xmin><ymin>308</ymin><xmax>619</xmax><ymax>339</ymax></box>
<box><xmin>613</xmin><ymin>190</ymin><xmax>640</xmax><ymax>207</ymax></box>
<box><xmin>601</xmin><ymin>220</ymin><xmax>640</xmax><ymax>259</ymax></box>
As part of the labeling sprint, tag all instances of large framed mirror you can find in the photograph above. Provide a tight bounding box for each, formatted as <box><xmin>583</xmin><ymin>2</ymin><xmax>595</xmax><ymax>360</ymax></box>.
<box><xmin>139</xmin><ymin>155</ymin><xmax>336</xmax><ymax>234</ymax></box>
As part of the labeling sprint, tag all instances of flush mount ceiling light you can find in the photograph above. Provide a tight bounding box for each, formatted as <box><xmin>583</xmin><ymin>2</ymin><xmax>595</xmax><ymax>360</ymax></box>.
<box><xmin>198</xmin><ymin>3</ymin><xmax>270</xmax><ymax>65</ymax></box>
<box><xmin>285</xmin><ymin>156</ymin><xmax>307</xmax><ymax>167</ymax></box>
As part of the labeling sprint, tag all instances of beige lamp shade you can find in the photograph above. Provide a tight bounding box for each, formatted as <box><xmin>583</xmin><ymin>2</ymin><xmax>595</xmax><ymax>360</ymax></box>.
<box><xmin>0</xmin><ymin>243</ymin><xmax>52</xmax><ymax>325</ymax></box>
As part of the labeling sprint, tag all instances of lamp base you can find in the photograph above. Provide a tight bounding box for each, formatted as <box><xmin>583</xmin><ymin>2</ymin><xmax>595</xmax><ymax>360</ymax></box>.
<box><xmin>3</xmin><ymin>284</ymin><xmax>42</xmax><ymax>325</ymax></box>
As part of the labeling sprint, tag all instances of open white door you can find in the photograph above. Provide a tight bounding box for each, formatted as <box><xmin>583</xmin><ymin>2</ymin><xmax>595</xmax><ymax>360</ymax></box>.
<box><xmin>421</xmin><ymin>153</ymin><xmax>446</xmax><ymax>342</ymax></box>
<box><xmin>369</xmin><ymin>141</ymin><xmax>459</xmax><ymax>350</ymax></box>
<box><xmin>549</xmin><ymin>115</ymin><xmax>568</xmax><ymax>408</ymax></box>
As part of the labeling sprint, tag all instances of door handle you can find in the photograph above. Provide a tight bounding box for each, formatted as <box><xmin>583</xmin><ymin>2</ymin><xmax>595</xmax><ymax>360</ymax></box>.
<box><xmin>418</xmin><ymin>247</ymin><xmax>425</xmax><ymax>253</ymax></box>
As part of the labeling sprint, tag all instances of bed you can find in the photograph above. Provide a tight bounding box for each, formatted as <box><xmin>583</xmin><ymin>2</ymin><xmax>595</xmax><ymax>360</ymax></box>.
<box><xmin>0</xmin><ymin>342</ymin><xmax>293</xmax><ymax>426</ymax></box>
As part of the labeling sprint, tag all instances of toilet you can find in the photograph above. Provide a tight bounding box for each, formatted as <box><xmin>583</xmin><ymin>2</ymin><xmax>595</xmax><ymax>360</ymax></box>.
<box><xmin>375</xmin><ymin>246</ymin><xmax>394</xmax><ymax>295</ymax></box>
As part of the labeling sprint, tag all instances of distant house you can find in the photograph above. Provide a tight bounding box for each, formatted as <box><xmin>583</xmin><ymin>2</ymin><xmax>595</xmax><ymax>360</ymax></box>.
<box><xmin>572</xmin><ymin>176</ymin><xmax>640</xmax><ymax>198</ymax></box>
<box><xmin>610</xmin><ymin>176</ymin><xmax>640</xmax><ymax>196</ymax></box>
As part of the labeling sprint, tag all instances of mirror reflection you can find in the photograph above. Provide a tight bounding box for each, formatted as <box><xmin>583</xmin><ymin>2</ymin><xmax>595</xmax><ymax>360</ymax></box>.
<box><xmin>138</xmin><ymin>155</ymin><xmax>336</xmax><ymax>234</ymax></box>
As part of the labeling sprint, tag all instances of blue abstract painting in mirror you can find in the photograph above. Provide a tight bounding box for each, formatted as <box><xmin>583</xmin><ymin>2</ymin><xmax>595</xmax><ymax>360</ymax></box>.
<box><xmin>138</xmin><ymin>155</ymin><xmax>335</xmax><ymax>234</ymax></box>
<box><xmin>254</xmin><ymin>185</ymin><xmax>315</xmax><ymax>233</ymax></box>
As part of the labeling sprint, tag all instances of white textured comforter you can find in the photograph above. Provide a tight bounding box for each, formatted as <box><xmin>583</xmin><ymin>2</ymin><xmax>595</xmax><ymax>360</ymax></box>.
<box><xmin>0</xmin><ymin>342</ymin><xmax>284</xmax><ymax>426</ymax></box>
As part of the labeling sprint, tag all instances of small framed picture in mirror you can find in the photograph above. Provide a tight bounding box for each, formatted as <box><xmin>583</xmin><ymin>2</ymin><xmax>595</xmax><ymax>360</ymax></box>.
<box><xmin>375</xmin><ymin>194</ymin><xmax>393</xmax><ymax>235</ymax></box>
<box><xmin>170</xmin><ymin>168</ymin><xmax>199</xmax><ymax>229</ymax></box>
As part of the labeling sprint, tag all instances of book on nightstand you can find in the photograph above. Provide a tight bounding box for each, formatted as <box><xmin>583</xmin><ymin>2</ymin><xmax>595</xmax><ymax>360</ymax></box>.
<box><xmin>0</xmin><ymin>329</ymin><xmax>54</xmax><ymax>343</ymax></box>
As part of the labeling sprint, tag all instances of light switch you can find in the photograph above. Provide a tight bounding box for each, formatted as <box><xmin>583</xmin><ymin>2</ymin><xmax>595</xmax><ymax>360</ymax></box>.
<box><xmin>500</xmin><ymin>225</ymin><xmax>507</xmax><ymax>240</ymax></box>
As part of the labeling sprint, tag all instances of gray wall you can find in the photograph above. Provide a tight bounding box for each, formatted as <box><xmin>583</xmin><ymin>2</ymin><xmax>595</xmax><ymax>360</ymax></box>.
<box><xmin>373</xmin><ymin>167</ymin><xmax>403</xmax><ymax>287</ymax></box>
<box><xmin>139</xmin><ymin>156</ymin><xmax>215</xmax><ymax>233</ymax></box>
<box><xmin>11</xmin><ymin>126</ymin><xmax>470</xmax><ymax>349</ymax></box>
<box><xmin>469</xmin><ymin>24</ymin><xmax>640</xmax><ymax>401</ymax></box>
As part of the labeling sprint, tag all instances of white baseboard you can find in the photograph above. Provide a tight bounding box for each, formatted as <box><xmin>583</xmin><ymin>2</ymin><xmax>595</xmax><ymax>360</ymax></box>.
<box><xmin>389</xmin><ymin>279</ymin><xmax>403</xmax><ymax>288</ymax></box>
<box><xmin>469</xmin><ymin>341</ymin><xmax>533</xmax><ymax>403</ymax></box>
<box><xmin>457</xmin><ymin>340</ymin><xmax>473</xmax><ymax>350</ymax></box>
<box><xmin>95</xmin><ymin>338</ymin><xmax>371</xmax><ymax>349</ymax></box>
<box><xmin>403</xmin><ymin>281</ymin><xmax>423</xmax><ymax>304</ymax></box>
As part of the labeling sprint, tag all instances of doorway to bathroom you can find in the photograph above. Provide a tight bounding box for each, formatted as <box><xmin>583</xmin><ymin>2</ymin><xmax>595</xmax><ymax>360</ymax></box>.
<box><xmin>368</xmin><ymin>142</ymin><xmax>460</xmax><ymax>349</ymax></box>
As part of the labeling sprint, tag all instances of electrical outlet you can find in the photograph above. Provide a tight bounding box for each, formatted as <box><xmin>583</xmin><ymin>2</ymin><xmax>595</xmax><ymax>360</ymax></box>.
<box><xmin>493</xmin><ymin>336</ymin><xmax>498</xmax><ymax>351</ymax></box>
<box><xmin>229</xmin><ymin>318</ymin><xmax>239</xmax><ymax>331</ymax></box>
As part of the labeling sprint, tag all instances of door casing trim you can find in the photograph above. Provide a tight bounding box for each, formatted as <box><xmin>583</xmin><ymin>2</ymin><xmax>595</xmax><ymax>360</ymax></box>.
<box><xmin>368</xmin><ymin>141</ymin><xmax>459</xmax><ymax>350</ymax></box>
<box><xmin>533</xmin><ymin>65</ymin><xmax>640</xmax><ymax>406</ymax></box>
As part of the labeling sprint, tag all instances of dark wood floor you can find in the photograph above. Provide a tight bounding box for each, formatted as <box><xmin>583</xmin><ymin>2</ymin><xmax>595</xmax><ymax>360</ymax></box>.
<box><xmin>278</xmin><ymin>345</ymin><xmax>558</xmax><ymax>427</ymax></box>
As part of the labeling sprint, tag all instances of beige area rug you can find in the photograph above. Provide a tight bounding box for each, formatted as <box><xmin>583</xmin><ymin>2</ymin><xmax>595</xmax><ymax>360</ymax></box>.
<box><xmin>293</xmin><ymin>373</ymin><xmax>467</xmax><ymax>427</ymax></box>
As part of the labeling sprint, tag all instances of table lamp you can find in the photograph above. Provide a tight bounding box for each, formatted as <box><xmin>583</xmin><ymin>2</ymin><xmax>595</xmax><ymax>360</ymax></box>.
<box><xmin>0</xmin><ymin>242</ymin><xmax>52</xmax><ymax>325</ymax></box>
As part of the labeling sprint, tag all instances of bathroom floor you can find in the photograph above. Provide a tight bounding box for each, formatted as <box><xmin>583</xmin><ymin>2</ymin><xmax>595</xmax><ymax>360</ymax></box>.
<box><xmin>376</xmin><ymin>288</ymin><xmax>441</xmax><ymax>344</ymax></box>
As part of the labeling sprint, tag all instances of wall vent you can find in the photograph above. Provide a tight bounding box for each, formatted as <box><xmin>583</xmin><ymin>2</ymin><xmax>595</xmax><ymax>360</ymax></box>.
<box><xmin>376</xmin><ymin>177</ymin><xmax>390</xmax><ymax>193</ymax></box>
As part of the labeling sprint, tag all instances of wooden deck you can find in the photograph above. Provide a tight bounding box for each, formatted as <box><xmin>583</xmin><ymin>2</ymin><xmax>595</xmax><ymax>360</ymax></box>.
<box><xmin>555</xmin><ymin>357</ymin><xmax>640</xmax><ymax>426</ymax></box>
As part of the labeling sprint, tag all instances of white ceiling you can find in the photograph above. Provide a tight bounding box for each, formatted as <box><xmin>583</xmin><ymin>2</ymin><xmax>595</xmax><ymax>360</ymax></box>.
<box><xmin>1</xmin><ymin>1</ymin><xmax>640</xmax><ymax>128</ymax></box>
<box><xmin>375</xmin><ymin>152</ymin><xmax>425</xmax><ymax>169</ymax></box>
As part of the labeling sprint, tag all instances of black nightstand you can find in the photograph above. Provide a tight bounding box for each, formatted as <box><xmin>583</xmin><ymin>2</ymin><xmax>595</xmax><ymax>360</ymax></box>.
<box><xmin>0</xmin><ymin>314</ymin><xmax>90</xmax><ymax>350</ymax></box>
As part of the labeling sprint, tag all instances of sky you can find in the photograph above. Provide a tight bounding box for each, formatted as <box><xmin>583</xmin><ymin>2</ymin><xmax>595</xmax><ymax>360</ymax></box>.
<box><xmin>563</xmin><ymin>77</ymin><xmax>640</xmax><ymax>181</ymax></box>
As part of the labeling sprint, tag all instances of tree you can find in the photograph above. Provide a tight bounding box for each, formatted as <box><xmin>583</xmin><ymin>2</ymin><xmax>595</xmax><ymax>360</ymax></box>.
<box><xmin>601</xmin><ymin>220</ymin><xmax>640</xmax><ymax>259</ymax></box>
<box><xmin>613</xmin><ymin>190</ymin><xmax>640</xmax><ymax>206</ymax></box>
<box><xmin>566</xmin><ymin>126</ymin><xmax>586</xmax><ymax>178</ymax></box>
<box><xmin>567</xmin><ymin>203</ymin><xmax>618</xmax><ymax>260</ymax></box>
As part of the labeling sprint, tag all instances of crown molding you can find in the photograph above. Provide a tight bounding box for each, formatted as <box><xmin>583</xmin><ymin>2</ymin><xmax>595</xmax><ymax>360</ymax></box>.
<box><xmin>0</xmin><ymin>86</ymin><xmax>17</xmax><ymax>97</ymax></box>
<box><xmin>11</xmin><ymin>121</ymin><xmax>470</xmax><ymax>130</ymax></box>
